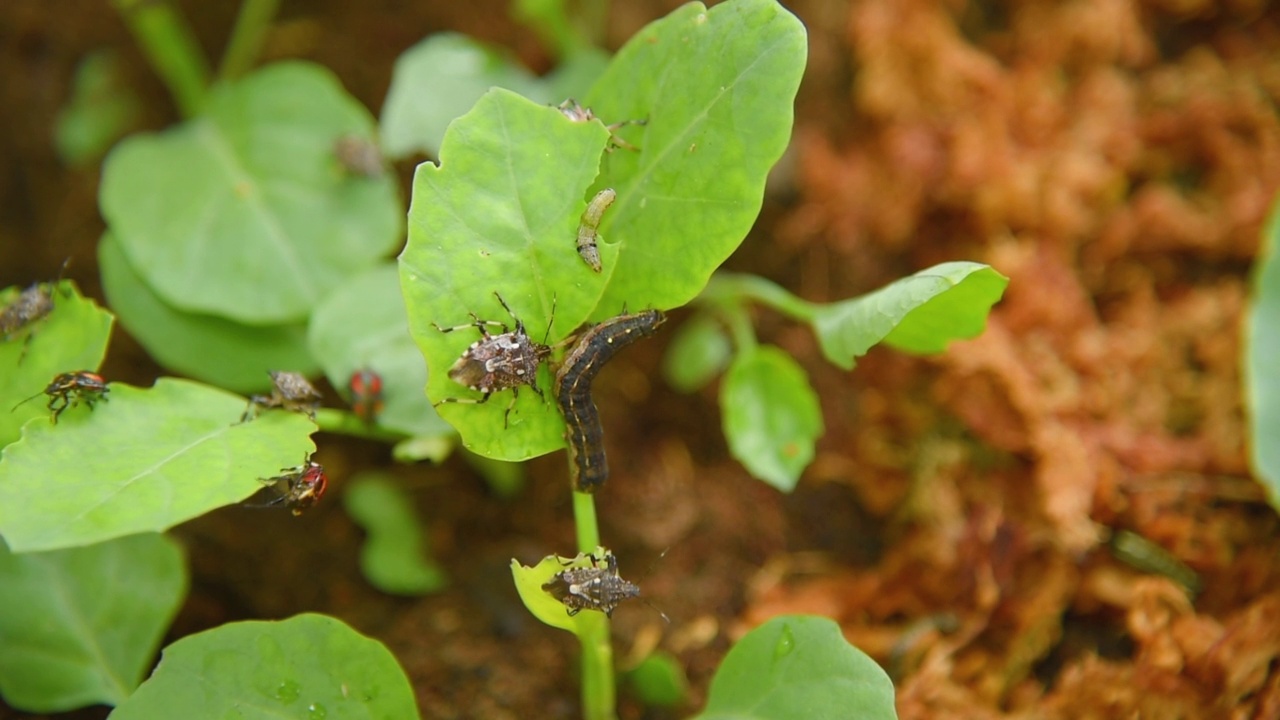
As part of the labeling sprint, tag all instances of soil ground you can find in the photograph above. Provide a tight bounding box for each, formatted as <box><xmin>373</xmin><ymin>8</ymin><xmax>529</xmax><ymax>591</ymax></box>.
<box><xmin>3</xmin><ymin>1</ymin><xmax>1280</xmax><ymax>718</ymax></box>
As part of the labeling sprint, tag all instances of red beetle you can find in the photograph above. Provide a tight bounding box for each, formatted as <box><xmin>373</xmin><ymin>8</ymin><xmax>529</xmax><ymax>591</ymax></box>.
<box><xmin>12</xmin><ymin>370</ymin><xmax>109</xmax><ymax>424</ymax></box>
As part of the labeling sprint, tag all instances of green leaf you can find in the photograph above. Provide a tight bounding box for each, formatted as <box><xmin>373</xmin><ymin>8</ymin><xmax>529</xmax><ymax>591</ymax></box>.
<box><xmin>511</xmin><ymin>549</ymin><xmax>611</xmax><ymax>635</ymax></box>
<box><xmin>0</xmin><ymin>378</ymin><xmax>316</xmax><ymax>552</ymax></box>
<box><xmin>1</xmin><ymin>282</ymin><xmax>114</xmax><ymax>448</ymax></box>
<box><xmin>342</xmin><ymin>473</ymin><xmax>447</xmax><ymax>596</ymax></box>
<box><xmin>380</xmin><ymin>33</ymin><xmax>546</xmax><ymax>159</ymax></box>
<box><xmin>108</xmin><ymin>613</ymin><xmax>419</xmax><ymax>719</ymax></box>
<box><xmin>100</xmin><ymin>61</ymin><xmax>402</xmax><ymax>324</ymax></box>
<box><xmin>54</xmin><ymin>50</ymin><xmax>140</xmax><ymax>166</ymax></box>
<box><xmin>307</xmin><ymin>263</ymin><xmax>452</xmax><ymax>439</ymax></box>
<box><xmin>663</xmin><ymin>312</ymin><xmax>733</xmax><ymax>393</ymax></box>
<box><xmin>696</xmin><ymin>616</ymin><xmax>897</xmax><ymax>720</ymax></box>
<box><xmin>400</xmin><ymin>88</ymin><xmax>610</xmax><ymax>461</ymax></box>
<box><xmin>99</xmin><ymin>233</ymin><xmax>317</xmax><ymax>394</ymax></box>
<box><xmin>626</xmin><ymin>651</ymin><xmax>689</xmax><ymax>708</ymax></box>
<box><xmin>0</xmin><ymin>534</ymin><xmax>186</xmax><ymax>712</ymax></box>
<box><xmin>585</xmin><ymin>0</ymin><xmax>808</xmax><ymax>314</ymax></box>
<box><xmin>720</xmin><ymin>346</ymin><xmax>823</xmax><ymax>492</ymax></box>
<box><xmin>813</xmin><ymin>262</ymin><xmax>1009</xmax><ymax>370</ymax></box>
<box><xmin>1247</xmin><ymin>202</ymin><xmax>1280</xmax><ymax>511</ymax></box>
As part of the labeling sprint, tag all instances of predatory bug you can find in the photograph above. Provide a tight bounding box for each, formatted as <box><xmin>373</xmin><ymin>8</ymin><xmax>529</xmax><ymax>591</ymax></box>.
<box><xmin>12</xmin><ymin>370</ymin><xmax>109</xmax><ymax>424</ymax></box>
<box><xmin>555</xmin><ymin>99</ymin><xmax>647</xmax><ymax>152</ymax></box>
<box><xmin>554</xmin><ymin>310</ymin><xmax>667</xmax><ymax>493</ymax></box>
<box><xmin>255</xmin><ymin>459</ymin><xmax>328</xmax><ymax>516</ymax></box>
<box><xmin>576</xmin><ymin>188</ymin><xmax>616</xmax><ymax>272</ymax></box>
<box><xmin>241</xmin><ymin>370</ymin><xmax>323</xmax><ymax>422</ymax></box>
<box><xmin>432</xmin><ymin>292</ymin><xmax>555</xmax><ymax>428</ymax></box>
<box><xmin>348</xmin><ymin>367</ymin><xmax>385</xmax><ymax>424</ymax></box>
<box><xmin>1</xmin><ymin>258</ymin><xmax>72</xmax><ymax>363</ymax></box>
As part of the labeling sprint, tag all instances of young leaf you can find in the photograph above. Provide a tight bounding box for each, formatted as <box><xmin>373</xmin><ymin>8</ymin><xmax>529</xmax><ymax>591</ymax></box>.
<box><xmin>54</xmin><ymin>50</ymin><xmax>140</xmax><ymax>166</ymax></box>
<box><xmin>696</xmin><ymin>616</ymin><xmax>897</xmax><ymax>720</ymax></box>
<box><xmin>100</xmin><ymin>61</ymin><xmax>401</xmax><ymax>324</ymax></box>
<box><xmin>663</xmin><ymin>312</ymin><xmax>733</xmax><ymax>393</ymax></box>
<box><xmin>585</xmin><ymin>0</ymin><xmax>808</xmax><ymax>314</ymax></box>
<box><xmin>626</xmin><ymin>651</ymin><xmax>689</xmax><ymax>708</ymax></box>
<box><xmin>108</xmin><ymin>613</ymin><xmax>419</xmax><ymax>719</ymax></box>
<box><xmin>0</xmin><ymin>533</ymin><xmax>186</xmax><ymax>712</ymax></box>
<box><xmin>380</xmin><ymin>33</ymin><xmax>546</xmax><ymax>159</ymax></box>
<box><xmin>1247</xmin><ymin>203</ymin><xmax>1280</xmax><ymax>511</ymax></box>
<box><xmin>813</xmin><ymin>262</ymin><xmax>1009</xmax><ymax>369</ymax></box>
<box><xmin>1</xmin><ymin>282</ymin><xmax>113</xmax><ymax>448</ymax></box>
<box><xmin>720</xmin><ymin>346</ymin><xmax>823</xmax><ymax>492</ymax></box>
<box><xmin>307</xmin><ymin>263</ymin><xmax>453</xmax><ymax>439</ymax></box>
<box><xmin>342</xmin><ymin>473</ymin><xmax>447</xmax><ymax>596</ymax></box>
<box><xmin>99</xmin><ymin>234</ymin><xmax>317</xmax><ymax>394</ymax></box>
<box><xmin>400</xmin><ymin>88</ymin><xmax>611</xmax><ymax>461</ymax></box>
<box><xmin>0</xmin><ymin>378</ymin><xmax>315</xmax><ymax>552</ymax></box>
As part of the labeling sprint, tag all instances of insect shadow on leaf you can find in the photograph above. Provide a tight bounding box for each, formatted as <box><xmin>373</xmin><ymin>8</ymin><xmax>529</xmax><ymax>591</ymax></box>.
<box><xmin>432</xmin><ymin>292</ymin><xmax>556</xmax><ymax>428</ymax></box>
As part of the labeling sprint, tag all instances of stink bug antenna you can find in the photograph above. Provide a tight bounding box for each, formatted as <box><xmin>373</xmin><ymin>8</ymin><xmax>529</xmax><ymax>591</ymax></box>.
<box><xmin>11</xmin><ymin>390</ymin><xmax>44</xmax><ymax>412</ymax></box>
<box><xmin>543</xmin><ymin>293</ymin><xmax>557</xmax><ymax>345</ymax></box>
<box><xmin>637</xmin><ymin>547</ymin><xmax>671</xmax><ymax>624</ymax></box>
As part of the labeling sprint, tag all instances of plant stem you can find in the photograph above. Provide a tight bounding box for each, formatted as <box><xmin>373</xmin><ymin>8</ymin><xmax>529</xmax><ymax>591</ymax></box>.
<box><xmin>111</xmin><ymin>0</ymin><xmax>210</xmax><ymax>118</ymax></box>
<box><xmin>704</xmin><ymin>272</ymin><xmax>819</xmax><ymax>324</ymax></box>
<box><xmin>572</xmin><ymin>490</ymin><xmax>615</xmax><ymax>719</ymax></box>
<box><xmin>218</xmin><ymin>0</ymin><xmax>281</xmax><ymax>82</ymax></box>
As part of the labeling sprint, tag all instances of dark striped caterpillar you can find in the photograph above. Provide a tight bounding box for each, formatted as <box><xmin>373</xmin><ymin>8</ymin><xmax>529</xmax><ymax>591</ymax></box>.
<box><xmin>554</xmin><ymin>309</ymin><xmax>666</xmax><ymax>493</ymax></box>
<box><xmin>576</xmin><ymin>188</ymin><xmax>616</xmax><ymax>272</ymax></box>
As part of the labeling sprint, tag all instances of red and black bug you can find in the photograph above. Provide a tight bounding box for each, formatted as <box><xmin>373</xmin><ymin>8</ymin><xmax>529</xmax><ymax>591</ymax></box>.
<box><xmin>556</xmin><ymin>99</ymin><xmax>646</xmax><ymax>152</ymax></box>
<box><xmin>554</xmin><ymin>310</ymin><xmax>666</xmax><ymax>493</ymax></box>
<box><xmin>432</xmin><ymin>292</ymin><xmax>555</xmax><ymax>428</ymax></box>
<box><xmin>576</xmin><ymin>188</ymin><xmax>616</xmax><ymax>272</ymax></box>
<box><xmin>542</xmin><ymin>551</ymin><xmax>642</xmax><ymax>618</ymax></box>
<box><xmin>1</xmin><ymin>259</ymin><xmax>71</xmax><ymax>363</ymax></box>
<box><xmin>256</xmin><ymin>459</ymin><xmax>328</xmax><ymax>516</ymax></box>
<box><xmin>348</xmin><ymin>367</ymin><xmax>384</xmax><ymax>424</ymax></box>
<box><xmin>242</xmin><ymin>371</ymin><xmax>322</xmax><ymax>422</ymax></box>
<box><xmin>12</xmin><ymin>370</ymin><xmax>109</xmax><ymax>424</ymax></box>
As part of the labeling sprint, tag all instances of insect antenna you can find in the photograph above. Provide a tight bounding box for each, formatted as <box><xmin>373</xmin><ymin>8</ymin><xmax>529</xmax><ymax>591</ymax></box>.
<box><xmin>636</xmin><ymin>547</ymin><xmax>671</xmax><ymax>624</ymax></box>
<box><xmin>11</xmin><ymin>390</ymin><xmax>46</xmax><ymax>412</ymax></box>
<box><xmin>542</xmin><ymin>293</ymin><xmax>557</xmax><ymax>345</ymax></box>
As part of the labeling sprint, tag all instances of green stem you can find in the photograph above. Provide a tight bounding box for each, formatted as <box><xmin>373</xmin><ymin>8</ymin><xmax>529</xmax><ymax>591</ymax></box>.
<box><xmin>704</xmin><ymin>272</ymin><xmax>819</xmax><ymax>324</ymax></box>
<box><xmin>217</xmin><ymin>0</ymin><xmax>281</xmax><ymax>81</ymax></box>
<box><xmin>111</xmin><ymin>0</ymin><xmax>210</xmax><ymax>117</ymax></box>
<box><xmin>312</xmin><ymin>408</ymin><xmax>410</xmax><ymax>443</ymax></box>
<box><xmin>572</xmin><ymin>490</ymin><xmax>614</xmax><ymax>719</ymax></box>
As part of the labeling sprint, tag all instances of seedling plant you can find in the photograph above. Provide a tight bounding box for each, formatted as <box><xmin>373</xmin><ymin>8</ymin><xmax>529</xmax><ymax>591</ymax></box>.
<box><xmin>0</xmin><ymin>0</ymin><xmax>1012</xmax><ymax>718</ymax></box>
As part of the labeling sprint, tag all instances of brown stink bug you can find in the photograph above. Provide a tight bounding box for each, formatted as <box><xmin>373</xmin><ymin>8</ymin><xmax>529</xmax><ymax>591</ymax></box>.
<box><xmin>241</xmin><ymin>371</ymin><xmax>323</xmax><ymax>422</ymax></box>
<box><xmin>255</xmin><ymin>459</ymin><xmax>328</xmax><ymax>516</ymax></box>
<box><xmin>2</xmin><ymin>258</ymin><xmax>71</xmax><ymax>363</ymax></box>
<box><xmin>432</xmin><ymin>292</ymin><xmax>554</xmax><ymax>428</ymax></box>
<box><xmin>556</xmin><ymin>99</ymin><xmax>647</xmax><ymax>152</ymax></box>
<box><xmin>543</xmin><ymin>551</ymin><xmax>642</xmax><ymax>618</ymax></box>
<box><xmin>12</xmin><ymin>370</ymin><xmax>110</xmax><ymax>424</ymax></box>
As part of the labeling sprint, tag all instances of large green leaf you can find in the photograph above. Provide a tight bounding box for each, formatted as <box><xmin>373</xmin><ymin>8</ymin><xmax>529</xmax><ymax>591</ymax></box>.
<box><xmin>696</xmin><ymin>616</ymin><xmax>898</xmax><ymax>720</ymax></box>
<box><xmin>1</xmin><ymin>281</ymin><xmax>114</xmax><ymax>448</ymax></box>
<box><xmin>1247</xmin><ymin>203</ymin><xmax>1280</xmax><ymax>510</ymax></box>
<box><xmin>720</xmin><ymin>346</ymin><xmax>823</xmax><ymax>492</ymax></box>
<box><xmin>585</xmin><ymin>0</ymin><xmax>807</xmax><ymax>314</ymax></box>
<box><xmin>813</xmin><ymin>262</ymin><xmax>1009</xmax><ymax>370</ymax></box>
<box><xmin>307</xmin><ymin>263</ymin><xmax>451</xmax><ymax>438</ymax></box>
<box><xmin>0</xmin><ymin>534</ymin><xmax>186</xmax><ymax>712</ymax></box>
<box><xmin>100</xmin><ymin>61</ymin><xmax>401</xmax><ymax>324</ymax></box>
<box><xmin>99</xmin><ymin>233</ymin><xmax>316</xmax><ymax>394</ymax></box>
<box><xmin>400</xmin><ymin>0</ymin><xmax>806</xmax><ymax>460</ymax></box>
<box><xmin>0</xmin><ymin>378</ymin><xmax>315</xmax><ymax>552</ymax></box>
<box><xmin>108</xmin><ymin>613</ymin><xmax>419</xmax><ymax>719</ymax></box>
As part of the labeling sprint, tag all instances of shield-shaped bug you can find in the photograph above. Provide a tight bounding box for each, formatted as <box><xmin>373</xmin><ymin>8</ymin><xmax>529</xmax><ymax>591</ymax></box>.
<box><xmin>242</xmin><ymin>370</ymin><xmax>323</xmax><ymax>422</ymax></box>
<box><xmin>2</xmin><ymin>258</ymin><xmax>71</xmax><ymax>363</ymax></box>
<box><xmin>348</xmin><ymin>367</ymin><xmax>384</xmax><ymax>424</ymax></box>
<box><xmin>542</xmin><ymin>551</ymin><xmax>642</xmax><ymax>618</ymax></box>
<box><xmin>576</xmin><ymin>188</ymin><xmax>616</xmax><ymax>272</ymax></box>
<box><xmin>432</xmin><ymin>292</ymin><xmax>555</xmax><ymax>428</ymax></box>
<box><xmin>253</xmin><ymin>459</ymin><xmax>328</xmax><ymax>516</ymax></box>
<box><xmin>555</xmin><ymin>99</ymin><xmax>647</xmax><ymax>152</ymax></box>
<box><xmin>12</xmin><ymin>370</ymin><xmax>109</xmax><ymax>424</ymax></box>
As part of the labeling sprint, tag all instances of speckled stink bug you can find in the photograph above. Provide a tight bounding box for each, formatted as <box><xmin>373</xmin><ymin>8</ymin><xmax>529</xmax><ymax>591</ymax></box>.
<box><xmin>1</xmin><ymin>258</ymin><xmax>71</xmax><ymax>362</ymax></box>
<box><xmin>542</xmin><ymin>551</ymin><xmax>642</xmax><ymax>618</ymax></box>
<box><xmin>432</xmin><ymin>292</ymin><xmax>554</xmax><ymax>428</ymax></box>
<box><xmin>12</xmin><ymin>370</ymin><xmax>109</xmax><ymax>424</ymax></box>
<box><xmin>241</xmin><ymin>371</ymin><xmax>323</xmax><ymax>422</ymax></box>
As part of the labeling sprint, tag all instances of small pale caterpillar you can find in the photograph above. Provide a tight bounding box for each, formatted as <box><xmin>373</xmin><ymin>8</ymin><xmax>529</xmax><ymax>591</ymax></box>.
<box><xmin>576</xmin><ymin>188</ymin><xmax>616</xmax><ymax>272</ymax></box>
